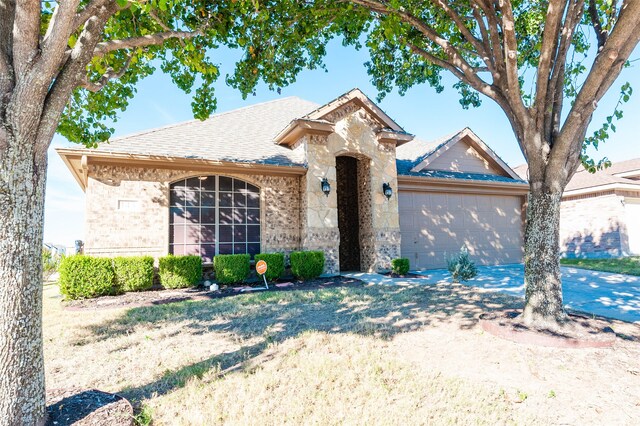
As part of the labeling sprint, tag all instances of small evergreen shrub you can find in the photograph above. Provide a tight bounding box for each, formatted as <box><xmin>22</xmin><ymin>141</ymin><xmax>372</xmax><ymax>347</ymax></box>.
<box><xmin>58</xmin><ymin>255</ymin><xmax>116</xmax><ymax>299</ymax></box>
<box><xmin>391</xmin><ymin>258</ymin><xmax>410</xmax><ymax>275</ymax></box>
<box><xmin>214</xmin><ymin>254</ymin><xmax>250</xmax><ymax>284</ymax></box>
<box><xmin>159</xmin><ymin>255</ymin><xmax>202</xmax><ymax>288</ymax></box>
<box><xmin>446</xmin><ymin>246</ymin><xmax>478</xmax><ymax>283</ymax></box>
<box><xmin>254</xmin><ymin>253</ymin><xmax>285</xmax><ymax>281</ymax></box>
<box><xmin>113</xmin><ymin>256</ymin><xmax>154</xmax><ymax>292</ymax></box>
<box><xmin>290</xmin><ymin>251</ymin><xmax>325</xmax><ymax>280</ymax></box>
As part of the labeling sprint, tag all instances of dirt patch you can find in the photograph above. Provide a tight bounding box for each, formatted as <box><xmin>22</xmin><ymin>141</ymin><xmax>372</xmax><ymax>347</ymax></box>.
<box><xmin>479</xmin><ymin>310</ymin><xmax>617</xmax><ymax>348</ymax></box>
<box><xmin>46</xmin><ymin>388</ymin><xmax>132</xmax><ymax>425</ymax></box>
<box><xmin>62</xmin><ymin>276</ymin><xmax>363</xmax><ymax>311</ymax></box>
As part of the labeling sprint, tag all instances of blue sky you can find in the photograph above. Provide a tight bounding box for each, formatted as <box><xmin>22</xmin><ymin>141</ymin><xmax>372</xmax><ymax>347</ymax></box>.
<box><xmin>45</xmin><ymin>39</ymin><xmax>640</xmax><ymax>247</ymax></box>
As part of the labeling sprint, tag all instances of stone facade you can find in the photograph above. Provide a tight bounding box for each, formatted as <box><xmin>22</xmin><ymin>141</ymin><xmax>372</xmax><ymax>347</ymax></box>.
<box><xmin>84</xmin><ymin>101</ymin><xmax>402</xmax><ymax>276</ymax></box>
<box><xmin>560</xmin><ymin>191</ymin><xmax>629</xmax><ymax>258</ymax></box>
<box><xmin>299</xmin><ymin>106</ymin><xmax>401</xmax><ymax>274</ymax></box>
<box><xmin>85</xmin><ymin>165</ymin><xmax>301</xmax><ymax>259</ymax></box>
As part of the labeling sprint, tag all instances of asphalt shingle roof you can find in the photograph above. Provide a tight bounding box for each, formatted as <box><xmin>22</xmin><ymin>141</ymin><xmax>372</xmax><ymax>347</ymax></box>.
<box><xmin>94</xmin><ymin>97</ymin><xmax>320</xmax><ymax>167</ymax></box>
<box><xmin>395</xmin><ymin>132</ymin><xmax>459</xmax><ymax>175</ymax></box>
<box><xmin>88</xmin><ymin>95</ymin><xmax>524</xmax><ymax>185</ymax></box>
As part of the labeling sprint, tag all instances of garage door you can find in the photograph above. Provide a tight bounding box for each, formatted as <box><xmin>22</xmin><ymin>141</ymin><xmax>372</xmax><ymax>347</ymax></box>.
<box><xmin>399</xmin><ymin>191</ymin><xmax>524</xmax><ymax>270</ymax></box>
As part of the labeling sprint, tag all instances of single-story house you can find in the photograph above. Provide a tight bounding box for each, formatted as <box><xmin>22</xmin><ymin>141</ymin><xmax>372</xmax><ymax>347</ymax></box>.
<box><xmin>58</xmin><ymin>88</ymin><xmax>528</xmax><ymax>274</ymax></box>
<box><xmin>515</xmin><ymin>159</ymin><xmax>640</xmax><ymax>258</ymax></box>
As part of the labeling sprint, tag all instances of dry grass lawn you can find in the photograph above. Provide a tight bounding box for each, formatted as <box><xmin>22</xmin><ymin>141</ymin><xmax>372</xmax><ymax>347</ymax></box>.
<box><xmin>44</xmin><ymin>281</ymin><xmax>640</xmax><ymax>425</ymax></box>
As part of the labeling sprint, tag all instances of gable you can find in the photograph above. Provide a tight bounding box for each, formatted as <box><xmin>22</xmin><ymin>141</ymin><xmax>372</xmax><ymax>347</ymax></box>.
<box><xmin>410</xmin><ymin>128</ymin><xmax>520</xmax><ymax>180</ymax></box>
<box><xmin>426</xmin><ymin>139</ymin><xmax>506</xmax><ymax>176</ymax></box>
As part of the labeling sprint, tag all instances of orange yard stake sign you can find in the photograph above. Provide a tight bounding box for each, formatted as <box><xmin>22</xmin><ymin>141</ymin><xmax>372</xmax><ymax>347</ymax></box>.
<box><xmin>256</xmin><ymin>260</ymin><xmax>269</xmax><ymax>289</ymax></box>
<box><xmin>256</xmin><ymin>260</ymin><xmax>268</xmax><ymax>276</ymax></box>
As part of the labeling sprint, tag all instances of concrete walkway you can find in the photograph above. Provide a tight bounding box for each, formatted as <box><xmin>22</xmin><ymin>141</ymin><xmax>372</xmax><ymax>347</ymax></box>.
<box><xmin>344</xmin><ymin>264</ymin><xmax>640</xmax><ymax>323</ymax></box>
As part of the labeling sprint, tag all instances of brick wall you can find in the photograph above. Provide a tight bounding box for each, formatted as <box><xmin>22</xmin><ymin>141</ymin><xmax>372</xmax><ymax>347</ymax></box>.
<box><xmin>560</xmin><ymin>192</ymin><xmax>628</xmax><ymax>258</ymax></box>
<box><xmin>84</xmin><ymin>165</ymin><xmax>301</xmax><ymax>259</ymax></box>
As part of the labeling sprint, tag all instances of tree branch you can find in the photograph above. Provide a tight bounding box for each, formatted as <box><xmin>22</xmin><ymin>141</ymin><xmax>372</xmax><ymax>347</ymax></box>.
<box><xmin>494</xmin><ymin>0</ymin><xmax>527</xmax><ymax>118</ymax></box>
<box><xmin>93</xmin><ymin>29</ymin><xmax>202</xmax><ymax>55</ymax></box>
<box><xmin>35</xmin><ymin>1</ymin><xmax>117</xmax><ymax>154</ymax></box>
<box><xmin>430</xmin><ymin>0</ymin><xmax>492</xmax><ymax>70</ymax></box>
<box><xmin>534</xmin><ymin>0</ymin><xmax>570</xmax><ymax>127</ymax></box>
<box><xmin>544</xmin><ymin>0</ymin><xmax>585</xmax><ymax>143</ymax></box>
<box><xmin>73</xmin><ymin>0</ymin><xmax>114</xmax><ymax>30</ymax></box>
<box><xmin>471</xmin><ymin>2</ymin><xmax>495</xmax><ymax>72</ymax></box>
<box><xmin>587</xmin><ymin>0</ymin><xmax>607</xmax><ymax>49</ymax></box>
<box><xmin>12</xmin><ymin>0</ymin><xmax>41</xmax><ymax>77</ymax></box>
<box><xmin>79</xmin><ymin>54</ymin><xmax>133</xmax><ymax>92</ymax></box>
<box><xmin>550</xmin><ymin>0</ymin><xmax>640</xmax><ymax>184</ymax></box>
<box><xmin>38</xmin><ymin>0</ymin><xmax>82</xmax><ymax>81</ymax></box>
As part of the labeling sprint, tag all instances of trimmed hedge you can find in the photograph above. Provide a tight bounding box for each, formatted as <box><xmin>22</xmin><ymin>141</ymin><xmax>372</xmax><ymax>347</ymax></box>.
<box><xmin>113</xmin><ymin>256</ymin><xmax>154</xmax><ymax>292</ymax></box>
<box><xmin>214</xmin><ymin>254</ymin><xmax>250</xmax><ymax>284</ymax></box>
<box><xmin>290</xmin><ymin>251</ymin><xmax>325</xmax><ymax>280</ymax></box>
<box><xmin>254</xmin><ymin>253</ymin><xmax>285</xmax><ymax>282</ymax></box>
<box><xmin>59</xmin><ymin>255</ymin><xmax>116</xmax><ymax>300</ymax></box>
<box><xmin>159</xmin><ymin>255</ymin><xmax>202</xmax><ymax>288</ymax></box>
<box><xmin>391</xmin><ymin>258</ymin><xmax>410</xmax><ymax>275</ymax></box>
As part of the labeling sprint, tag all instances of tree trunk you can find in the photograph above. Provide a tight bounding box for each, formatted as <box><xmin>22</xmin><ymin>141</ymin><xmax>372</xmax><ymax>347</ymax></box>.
<box><xmin>522</xmin><ymin>188</ymin><xmax>568</xmax><ymax>328</ymax></box>
<box><xmin>0</xmin><ymin>121</ymin><xmax>47</xmax><ymax>424</ymax></box>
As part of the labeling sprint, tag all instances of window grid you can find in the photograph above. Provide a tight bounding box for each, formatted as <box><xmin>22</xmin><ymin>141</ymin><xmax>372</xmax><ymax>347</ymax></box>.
<box><xmin>169</xmin><ymin>176</ymin><xmax>260</xmax><ymax>262</ymax></box>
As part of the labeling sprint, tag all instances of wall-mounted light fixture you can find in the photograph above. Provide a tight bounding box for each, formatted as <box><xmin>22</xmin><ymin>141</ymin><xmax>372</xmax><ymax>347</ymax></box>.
<box><xmin>383</xmin><ymin>182</ymin><xmax>393</xmax><ymax>200</ymax></box>
<box><xmin>321</xmin><ymin>178</ymin><xmax>331</xmax><ymax>197</ymax></box>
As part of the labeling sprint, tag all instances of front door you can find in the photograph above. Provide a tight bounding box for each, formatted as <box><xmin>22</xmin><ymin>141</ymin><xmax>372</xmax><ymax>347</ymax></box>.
<box><xmin>336</xmin><ymin>156</ymin><xmax>361</xmax><ymax>271</ymax></box>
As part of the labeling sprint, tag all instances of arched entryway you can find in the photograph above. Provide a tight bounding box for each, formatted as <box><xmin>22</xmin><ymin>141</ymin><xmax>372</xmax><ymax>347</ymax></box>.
<box><xmin>336</xmin><ymin>155</ymin><xmax>373</xmax><ymax>271</ymax></box>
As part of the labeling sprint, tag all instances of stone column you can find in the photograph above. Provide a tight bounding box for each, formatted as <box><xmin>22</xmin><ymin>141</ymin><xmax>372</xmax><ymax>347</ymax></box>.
<box><xmin>300</xmin><ymin>135</ymin><xmax>341</xmax><ymax>275</ymax></box>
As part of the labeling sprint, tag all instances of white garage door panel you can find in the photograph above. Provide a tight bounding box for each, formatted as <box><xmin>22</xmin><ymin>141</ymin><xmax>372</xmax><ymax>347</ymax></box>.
<box><xmin>399</xmin><ymin>191</ymin><xmax>523</xmax><ymax>269</ymax></box>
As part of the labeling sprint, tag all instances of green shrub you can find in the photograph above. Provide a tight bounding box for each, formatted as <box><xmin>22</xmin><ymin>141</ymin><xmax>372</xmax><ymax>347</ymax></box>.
<box><xmin>113</xmin><ymin>256</ymin><xmax>154</xmax><ymax>292</ymax></box>
<box><xmin>446</xmin><ymin>246</ymin><xmax>478</xmax><ymax>283</ymax></box>
<box><xmin>391</xmin><ymin>258</ymin><xmax>410</xmax><ymax>275</ymax></box>
<box><xmin>58</xmin><ymin>255</ymin><xmax>116</xmax><ymax>299</ymax></box>
<box><xmin>254</xmin><ymin>253</ymin><xmax>285</xmax><ymax>281</ymax></box>
<box><xmin>290</xmin><ymin>251</ymin><xmax>325</xmax><ymax>280</ymax></box>
<box><xmin>214</xmin><ymin>254</ymin><xmax>250</xmax><ymax>284</ymax></box>
<box><xmin>159</xmin><ymin>255</ymin><xmax>202</xmax><ymax>288</ymax></box>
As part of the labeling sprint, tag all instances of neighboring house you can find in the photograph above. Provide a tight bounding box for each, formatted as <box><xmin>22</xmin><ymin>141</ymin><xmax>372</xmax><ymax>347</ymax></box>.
<box><xmin>58</xmin><ymin>88</ymin><xmax>527</xmax><ymax>273</ymax></box>
<box><xmin>515</xmin><ymin>159</ymin><xmax>640</xmax><ymax>258</ymax></box>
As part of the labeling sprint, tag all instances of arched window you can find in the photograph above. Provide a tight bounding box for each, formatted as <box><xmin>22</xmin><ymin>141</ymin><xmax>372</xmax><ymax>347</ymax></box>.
<box><xmin>169</xmin><ymin>176</ymin><xmax>261</xmax><ymax>262</ymax></box>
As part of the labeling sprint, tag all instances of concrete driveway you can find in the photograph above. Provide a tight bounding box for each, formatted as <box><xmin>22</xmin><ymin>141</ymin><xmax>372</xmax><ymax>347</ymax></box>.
<box><xmin>345</xmin><ymin>264</ymin><xmax>640</xmax><ymax>323</ymax></box>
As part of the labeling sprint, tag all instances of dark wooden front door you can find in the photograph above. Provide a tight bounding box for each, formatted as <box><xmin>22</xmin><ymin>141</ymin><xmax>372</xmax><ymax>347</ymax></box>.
<box><xmin>336</xmin><ymin>156</ymin><xmax>361</xmax><ymax>271</ymax></box>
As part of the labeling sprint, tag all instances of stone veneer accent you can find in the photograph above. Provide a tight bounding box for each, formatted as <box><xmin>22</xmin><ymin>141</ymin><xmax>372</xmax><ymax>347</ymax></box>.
<box><xmin>84</xmin><ymin>102</ymin><xmax>402</xmax><ymax>275</ymax></box>
<box><xmin>560</xmin><ymin>192</ymin><xmax>630</xmax><ymax>258</ymax></box>
<box><xmin>300</xmin><ymin>105</ymin><xmax>401</xmax><ymax>274</ymax></box>
<box><xmin>85</xmin><ymin>165</ymin><xmax>301</xmax><ymax>259</ymax></box>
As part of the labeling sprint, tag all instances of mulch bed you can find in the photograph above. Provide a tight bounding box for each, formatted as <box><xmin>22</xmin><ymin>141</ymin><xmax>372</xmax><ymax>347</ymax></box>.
<box><xmin>46</xmin><ymin>388</ymin><xmax>133</xmax><ymax>426</ymax></box>
<box><xmin>479</xmin><ymin>310</ymin><xmax>618</xmax><ymax>348</ymax></box>
<box><xmin>63</xmin><ymin>276</ymin><xmax>364</xmax><ymax>311</ymax></box>
<box><xmin>381</xmin><ymin>272</ymin><xmax>431</xmax><ymax>279</ymax></box>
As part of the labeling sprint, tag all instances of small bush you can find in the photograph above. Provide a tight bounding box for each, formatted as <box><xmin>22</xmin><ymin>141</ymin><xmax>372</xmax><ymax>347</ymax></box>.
<box><xmin>290</xmin><ymin>251</ymin><xmax>325</xmax><ymax>280</ymax></box>
<box><xmin>214</xmin><ymin>254</ymin><xmax>251</xmax><ymax>284</ymax></box>
<box><xmin>391</xmin><ymin>258</ymin><xmax>410</xmax><ymax>275</ymax></box>
<box><xmin>254</xmin><ymin>253</ymin><xmax>285</xmax><ymax>282</ymax></box>
<box><xmin>159</xmin><ymin>255</ymin><xmax>202</xmax><ymax>288</ymax></box>
<box><xmin>446</xmin><ymin>246</ymin><xmax>477</xmax><ymax>283</ymax></box>
<box><xmin>113</xmin><ymin>256</ymin><xmax>154</xmax><ymax>292</ymax></box>
<box><xmin>58</xmin><ymin>255</ymin><xmax>116</xmax><ymax>299</ymax></box>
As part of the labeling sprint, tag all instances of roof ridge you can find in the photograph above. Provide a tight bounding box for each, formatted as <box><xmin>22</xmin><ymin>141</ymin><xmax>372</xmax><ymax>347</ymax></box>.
<box><xmin>106</xmin><ymin>96</ymin><xmax>311</xmax><ymax>144</ymax></box>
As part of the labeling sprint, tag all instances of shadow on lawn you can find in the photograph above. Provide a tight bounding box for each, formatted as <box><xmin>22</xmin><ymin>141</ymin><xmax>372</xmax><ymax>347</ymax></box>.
<box><xmin>83</xmin><ymin>282</ymin><xmax>520</xmax><ymax>403</ymax></box>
